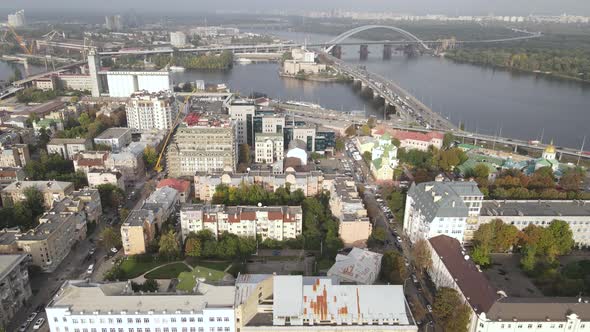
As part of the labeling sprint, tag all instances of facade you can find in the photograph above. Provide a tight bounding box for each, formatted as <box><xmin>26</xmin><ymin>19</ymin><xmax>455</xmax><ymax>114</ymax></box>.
<box><xmin>87</xmin><ymin>170</ymin><xmax>125</xmax><ymax>190</ymax></box>
<box><xmin>228</xmin><ymin>101</ymin><xmax>256</xmax><ymax>146</ymax></box>
<box><xmin>57</xmin><ymin>74</ymin><xmax>94</xmax><ymax>92</ymax></box>
<box><xmin>374</xmin><ymin>127</ymin><xmax>443</xmax><ymax>152</ymax></box>
<box><xmin>0</xmin><ymin>167</ymin><xmax>25</xmax><ymax>190</ymax></box>
<box><xmin>93</xmin><ymin>127</ymin><xmax>132</xmax><ymax>152</ymax></box>
<box><xmin>329</xmin><ymin>177</ymin><xmax>372</xmax><ymax>247</ymax></box>
<box><xmin>0</xmin><ymin>144</ymin><xmax>29</xmax><ymax>167</ymax></box>
<box><xmin>255</xmin><ymin>132</ymin><xmax>284</xmax><ymax>164</ymax></box>
<box><xmin>194</xmin><ymin>169</ymin><xmax>325</xmax><ymax>201</ymax></box>
<box><xmin>170</xmin><ymin>31</ymin><xmax>188</xmax><ymax>47</ymax></box>
<box><xmin>283</xmin><ymin>60</ymin><xmax>327</xmax><ymax>75</ymax></box>
<box><xmin>47</xmin><ymin>138</ymin><xmax>92</xmax><ymax>160</ymax></box>
<box><xmin>106</xmin><ymin>71</ymin><xmax>171</xmax><ymax>98</ymax></box>
<box><xmin>327</xmin><ymin>248</ymin><xmax>383</xmax><ymax>285</ymax></box>
<box><xmin>70</xmin><ymin>187</ymin><xmax>103</xmax><ymax>223</ymax></box>
<box><xmin>236</xmin><ymin>274</ymin><xmax>417</xmax><ymax>331</ymax></box>
<box><xmin>253</xmin><ymin>112</ymin><xmax>285</xmax><ymax>134</ymax></box>
<box><xmin>180</xmin><ymin>204</ymin><xmax>303</xmax><ymax>242</ymax></box>
<box><xmin>472</xmin><ymin>200</ymin><xmax>590</xmax><ymax>246</ymax></box>
<box><xmin>7</xmin><ymin>10</ymin><xmax>25</xmax><ymax>27</ymax></box>
<box><xmin>120</xmin><ymin>209</ymin><xmax>157</xmax><ymax>255</ymax></box>
<box><xmin>73</xmin><ymin>151</ymin><xmax>110</xmax><ymax>174</ymax></box>
<box><xmin>0</xmin><ymin>254</ymin><xmax>31</xmax><ymax>329</ymax></box>
<box><xmin>1</xmin><ymin>180</ymin><xmax>74</xmax><ymax>208</ymax></box>
<box><xmin>167</xmin><ymin>113</ymin><xmax>237</xmax><ymax>177</ymax></box>
<box><xmin>403</xmin><ymin>180</ymin><xmax>483</xmax><ymax>244</ymax></box>
<box><xmin>46</xmin><ymin>280</ymin><xmax>236</xmax><ymax>332</ymax></box>
<box><xmin>127</xmin><ymin>91</ymin><xmax>177</xmax><ymax>131</ymax></box>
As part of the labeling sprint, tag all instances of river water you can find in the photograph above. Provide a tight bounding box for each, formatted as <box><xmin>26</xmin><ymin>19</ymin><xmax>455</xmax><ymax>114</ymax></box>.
<box><xmin>2</xmin><ymin>29</ymin><xmax>588</xmax><ymax>149</ymax></box>
<box><xmin>0</xmin><ymin>60</ymin><xmax>45</xmax><ymax>83</ymax></box>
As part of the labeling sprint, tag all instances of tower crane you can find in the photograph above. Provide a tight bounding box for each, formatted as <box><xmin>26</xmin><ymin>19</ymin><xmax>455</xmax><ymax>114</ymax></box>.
<box><xmin>6</xmin><ymin>25</ymin><xmax>33</xmax><ymax>55</ymax></box>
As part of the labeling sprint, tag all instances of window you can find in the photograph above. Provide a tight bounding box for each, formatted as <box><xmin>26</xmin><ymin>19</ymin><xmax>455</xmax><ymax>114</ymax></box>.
<box><xmin>224</xmin><ymin>317</ymin><xmax>230</xmax><ymax>322</ymax></box>
<box><xmin>537</xmin><ymin>324</ymin><xmax>542</xmax><ymax>328</ymax></box>
<box><xmin>128</xmin><ymin>318</ymin><xmax>133</xmax><ymax>323</ymax></box>
<box><xmin>198</xmin><ymin>317</ymin><xmax>203</xmax><ymax>322</ymax></box>
<box><xmin>136</xmin><ymin>318</ymin><xmax>141</xmax><ymax>323</ymax></box>
<box><xmin>189</xmin><ymin>318</ymin><xmax>195</xmax><ymax>322</ymax></box>
<box><xmin>209</xmin><ymin>317</ymin><xmax>214</xmax><ymax>322</ymax></box>
<box><xmin>144</xmin><ymin>318</ymin><xmax>149</xmax><ymax>323</ymax></box>
<box><xmin>181</xmin><ymin>317</ymin><xmax>187</xmax><ymax>322</ymax></box>
<box><xmin>217</xmin><ymin>317</ymin><xmax>223</xmax><ymax>322</ymax></box>
<box><xmin>224</xmin><ymin>328</ymin><xmax>230</xmax><ymax>332</ymax></box>
<box><xmin>171</xmin><ymin>318</ymin><xmax>176</xmax><ymax>323</ymax></box>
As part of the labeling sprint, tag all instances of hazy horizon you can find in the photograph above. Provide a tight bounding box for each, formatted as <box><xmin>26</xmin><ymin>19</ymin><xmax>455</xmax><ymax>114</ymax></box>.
<box><xmin>2</xmin><ymin>0</ymin><xmax>590</xmax><ymax>16</ymax></box>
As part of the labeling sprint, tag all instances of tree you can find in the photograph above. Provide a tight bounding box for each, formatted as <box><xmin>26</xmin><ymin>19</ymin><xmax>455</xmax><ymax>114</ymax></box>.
<box><xmin>433</xmin><ymin>287</ymin><xmax>470</xmax><ymax>332</ymax></box>
<box><xmin>362</xmin><ymin>151</ymin><xmax>372</xmax><ymax>164</ymax></box>
<box><xmin>22</xmin><ymin>187</ymin><xmax>45</xmax><ymax>221</ymax></box>
<box><xmin>471</xmin><ymin>245</ymin><xmax>491</xmax><ymax>266</ymax></box>
<box><xmin>412</xmin><ymin>239</ymin><xmax>432</xmax><ymax>272</ymax></box>
<box><xmin>381</xmin><ymin>250</ymin><xmax>407</xmax><ymax>284</ymax></box>
<box><xmin>158</xmin><ymin>230</ymin><xmax>180</xmax><ymax>260</ymax></box>
<box><xmin>97</xmin><ymin>184</ymin><xmax>125</xmax><ymax>211</ymax></box>
<box><xmin>472</xmin><ymin>163</ymin><xmax>490</xmax><ymax>180</ymax></box>
<box><xmin>367</xmin><ymin>227</ymin><xmax>387</xmax><ymax>247</ymax></box>
<box><xmin>143</xmin><ymin>146</ymin><xmax>158</xmax><ymax>170</ymax></box>
<box><xmin>391</xmin><ymin>137</ymin><xmax>401</xmax><ymax>147</ymax></box>
<box><xmin>238</xmin><ymin>144</ymin><xmax>251</xmax><ymax>165</ymax></box>
<box><xmin>335</xmin><ymin>136</ymin><xmax>345</xmax><ymax>152</ymax></box>
<box><xmin>520</xmin><ymin>244</ymin><xmax>537</xmax><ymax>272</ymax></box>
<box><xmin>184</xmin><ymin>234</ymin><xmax>202</xmax><ymax>258</ymax></box>
<box><xmin>345</xmin><ymin>125</ymin><xmax>356</xmax><ymax>137</ymax></box>
<box><xmin>359</xmin><ymin>124</ymin><xmax>371</xmax><ymax>136</ymax></box>
<box><xmin>367</xmin><ymin>117</ymin><xmax>377</xmax><ymax>128</ymax></box>
<box><xmin>547</xmin><ymin>219</ymin><xmax>574</xmax><ymax>255</ymax></box>
<box><xmin>100</xmin><ymin>227</ymin><xmax>121</xmax><ymax>250</ymax></box>
<box><xmin>559</xmin><ymin>168</ymin><xmax>584</xmax><ymax>192</ymax></box>
<box><xmin>443</xmin><ymin>132</ymin><xmax>455</xmax><ymax>148</ymax></box>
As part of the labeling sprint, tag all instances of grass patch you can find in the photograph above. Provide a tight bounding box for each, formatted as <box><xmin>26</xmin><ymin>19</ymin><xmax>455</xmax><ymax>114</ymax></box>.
<box><xmin>177</xmin><ymin>265</ymin><xmax>227</xmax><ymax>291</ymax></box>
<box><xmin>144</xmin><ymin>262</ymin><xmax>190</xmax><ymax>279</ymax></box>
<box><xmin>119</xmin><ymin>258</ymin><xmax>164</xmax><ymax>279</ymax></box>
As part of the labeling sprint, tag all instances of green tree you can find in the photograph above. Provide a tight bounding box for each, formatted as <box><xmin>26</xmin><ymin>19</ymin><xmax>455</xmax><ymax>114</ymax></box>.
<box><xmin>143</xmin><ymin>146</ymin><xmax>158</xmax><ymax>170</ymax></box>
<box><xmin>158</xmin><ymin>230</ymin><xmax>180</xmax><ymax>260</ymax></box>
<box><xmin>443</xmin><ymin>132</ymin><xmax>455</xmax><ymax>148</ymax></box>
<box><xmin>345</xmin><ymin>125</ymin><xmax>356</xmax><ymax>137</ymax></box>
<box><xmin>184</xmin><ymin>234</ymin><xmax>202</xmax><ymax>258</ymax></box>
<box><xmin>472</xmin><ymin>163</ymin><xmax>490</xmax><ymax>180</ymax></box>
<box><xmin>362</xmin><ymin>151</ymin><xmax>372</xmax><ymax>164</ymax></box>
<box><xmin>367</xmin><ymin>117</ymin><xmax>377</xmax><ymax>128</ymax></box>
<box><xmin>433</xmin><ymin>287</ymin><xmax>470</xmax><ymax>332</ymax></box>
<box><xmin>97</xmin><ymin>184</ymin><xmax>125</xmax><ymax>211</ymax></box>
<box><xmin>391</xmin><ymin>137</ymin><xmax>401</xmax><ymax>147</ymax></box>
<box><xmin>520</xmin><ymin>244</ymin><xmax>537</xmax><ymax>272</ymax></box>
<box><xmin>547</xmin><ymin>219</ymin><xmax>574</xmax><ymax>255</ymax></box>
<box><xmin>471</xmin><ymin>245</ymin><xmax>491</xmax><ymax>266</ymax></box>
<box><xmin>335</xmin><ymin>136</ymin><xmax>345</xmax><ymax>152</ymax></box>
<box><xmin>359</xmin><ymin>124</ymin><xmax>371</xmax><ymax>136</ymax></box>
<box><xmin>367</xmin><ymin>227</ymin><xmax>387</xmax><ymax>247</ymax></box>
<box><xmin>100</xmin><ymin>227</ymin><xmax>122</xmax><ymax>250</ymax></box>
<box><xmin>22</xmin><ymin>187</ymin><xmax>45</xmax><ymax>220</ymax></box>
<box><xmin>381</xmin><ymin>250</ymin><xmax>407</xmax><ymax>284</ymax></box>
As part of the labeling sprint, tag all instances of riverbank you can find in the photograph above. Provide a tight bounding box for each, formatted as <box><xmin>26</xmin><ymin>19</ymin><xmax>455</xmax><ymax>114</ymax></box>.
<box><xmin>279</xmin><ymin>72</ymin><xmax>352</xmax><ymax>83</ymax></box>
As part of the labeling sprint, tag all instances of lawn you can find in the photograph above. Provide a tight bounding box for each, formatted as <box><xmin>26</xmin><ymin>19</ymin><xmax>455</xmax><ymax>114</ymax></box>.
<box><xmin>177</xmin><ymin>265</ymin><xmax>228</xmax><ymax>291</ymax></box>
<box><xmin>119</xmin><ymin>258</ymin><xmax>164</xmax><ymax>279</ymax></box>
<box><xmin>144</xmin><ymin>262</ymin><xmax>191</xmax><ymax>279</ymax></box>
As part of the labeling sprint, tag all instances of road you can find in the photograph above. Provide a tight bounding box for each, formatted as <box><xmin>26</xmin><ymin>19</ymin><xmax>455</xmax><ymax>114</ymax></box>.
<box><xmin>342</xmin><ymin>138</ymin><xmax>441</xmax><ymax>331</ymax></box>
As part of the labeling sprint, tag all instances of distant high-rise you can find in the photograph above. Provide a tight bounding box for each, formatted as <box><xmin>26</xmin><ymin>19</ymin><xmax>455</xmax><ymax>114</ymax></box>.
<box><xmin>170</xmin><ymin>31</ymin><xmax>187</xmax><ymax>48</ymax></box>
<box><xmin>7</xmin><ymin>10</ymin><xmax>25</xmax><ymax>27</ymax></box>
<box><xmin>104</xmin><ymin>15</ymin><xmax>124</xmax><ymax>31</ymax></box>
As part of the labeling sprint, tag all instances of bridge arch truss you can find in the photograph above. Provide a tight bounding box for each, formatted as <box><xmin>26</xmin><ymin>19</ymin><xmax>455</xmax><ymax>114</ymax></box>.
<box><xmin>325</xmin><ymin>25</ymin><xmax>430</xmax><ymax>52</ymax></box>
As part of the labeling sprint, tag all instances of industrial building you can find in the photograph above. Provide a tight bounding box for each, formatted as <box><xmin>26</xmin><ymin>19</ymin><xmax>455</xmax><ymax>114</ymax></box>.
<box><xmin>105</xmin><ymin>71</ymin><xmax>171</xmax><ymax>98</ymax></box>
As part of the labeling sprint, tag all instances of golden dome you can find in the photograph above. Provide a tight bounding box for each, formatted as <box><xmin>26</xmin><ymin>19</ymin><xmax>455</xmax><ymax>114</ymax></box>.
<box><xmin>545</xmin><ymin>140</ymin><xmax>555</xmax><ymax>154</ymax></box>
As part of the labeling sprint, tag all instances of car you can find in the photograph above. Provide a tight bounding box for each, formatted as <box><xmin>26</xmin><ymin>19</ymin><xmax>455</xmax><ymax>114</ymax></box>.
<box><xmin>89</xmin><ymin>247</ymin><xmax>96</xmax><ymax>255</ymax></box>
<box><xmin>426</xmin><ymin>304</ymin><xmax>433</xmax><ymax>313</ymax></box>
<box><xmin>396</xmin><ymin>236</ymin><xmax>402</xmax><ymax>242</ymax></box>
<box><xmin>33</xmin><ymin>318</ymin><xmax>45</xmax><ymax>330</ymax></box>
<box><xmin>87</xmin><ymin>264</ymin><xmax>94</xmax><ymax>274</ymax></box>
<box><xmin>110</xmin><ymin>247</ymin><xmax>118</xmax><ymax>254</ymax></box>
<box><xmin>26</xmin><ymin>311</ymin><xmax>38</xmax><ymax>322</ymax></box>
<box><xmin>18</xmin><ymin>323</ymin><xmax>28</xmax><ymax>332</ymax></box>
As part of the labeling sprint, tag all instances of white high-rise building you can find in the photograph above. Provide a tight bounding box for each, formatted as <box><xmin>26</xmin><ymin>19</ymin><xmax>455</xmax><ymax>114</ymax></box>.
<box><xmin>46</xmin><ymin>280</ymin><xmax>236</xmax><ymax>332</ymax></box>
<box><xmin>255</xmin><ymin>133</ymin><xmax>284</xmax><ymax>164</ymax></box>
<box><xmin>127</xmin><ymin>91</ymin><xmax>177</xmax><ymax>131</ymax></box>
<box><xmin>8</xmin><ymin>10</ymin><xmax>25</xmax><ymax>27</ymax></box>
<box><xmin>170</xmin><ymin>31</ymin><xmax>188</xmax><ymax>47</ymax></box>
<box><xmin>228</xmin><ymin>101</ymin><xmax>255</xmax><ymax>146</ymax></box>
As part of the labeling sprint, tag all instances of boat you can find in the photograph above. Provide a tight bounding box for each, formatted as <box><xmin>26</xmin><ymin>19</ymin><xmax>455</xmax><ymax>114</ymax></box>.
<box><xmin>169</xmin><ymin>66</ymin><xmax>185</xmax><ymax>72</ymax></box>
<box><xmin>235</xmin><ymin>58</ymin><xmax>252</xmax><ymax>65</ymax></box>
<box><xmin>285</xmin><ymin>100</ymin><xmax>324</xmax><ymax>109</ymax></box>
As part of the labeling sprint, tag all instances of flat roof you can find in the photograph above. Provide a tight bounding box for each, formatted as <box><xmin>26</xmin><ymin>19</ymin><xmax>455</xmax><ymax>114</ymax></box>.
<box><xmin>487</xmin><ymin>297</ymin><xmax>590</xmax><ymax>321</ymax></box>
<box><xmin>94</xmin><ymin>127</ymin><xmax>131</xmax><ymax>140</ymax></box>
<box><xmin>481</xmin><ymin>200</ymin><xmax>590</xmax><ymax>217</ymax></box>
<box><xmin>48</xmin><ymin>138</ymin><xmax>89</xmax><ymax>145</ymax></box>
<box><xmin>49</xmin><ymin>280</ymin><xmax>235</xmax><ymax>314</ymax></box>
<box><xmin>0</xmin><ymin>254</ymin><xmax>27</xmax><ymax>280</ymax></box>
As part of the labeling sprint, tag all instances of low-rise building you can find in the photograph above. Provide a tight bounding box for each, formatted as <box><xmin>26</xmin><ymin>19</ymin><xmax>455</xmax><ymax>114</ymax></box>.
<box><xmin>180</xmin><ymin>204</ymin><xmax>302</xmax><ymax>242</ymax></box>
<box><xmin>144</xmin><ymin>186</ymin><xmax>180</xmax><ymax>223</ymax></box>
<box><xmin>0</xmin><ymin>167</ymin><xmax>25</xmax><ymax>190</ymax></box>
<box><xmin>282</xmin><ymin>59</ymin><xmax>327</xmax><ymax>75</ymax></box>
<box><xmin>236</xmin><ymin>274</ymin><xmax>417</xmax><ymax>331</ymax></box>
<box><xmin>47</xmin><ymin>137</ymin><xmax>92</xmax><ymax>160</ymax></box>
<box><xmin>157</xmin><ymin>178</ymin><xmax>191</xmax><ymax>203</ymax></box>
<box><xmin>93</xmin><ymin>127</ymin><xmax>132</xmax><ymax>152</ymax></box>
<box><xmin>46</xmin><ymin>280</ymin><xmax>236</xmax><ymax>332</ymax></box>
<box><xmin>1</xmin><ymin>180</ymin><xmax>74</xmax><ymax>208</ymax></box>
<box><xmin>73</xmin><ymin>150</ymin><xmax>110</xmax><ymax>174</ymax></box>
<box><xmin>327</xmin><ymin>248</ymin><xmax>383</xmax><ymax>285</ymax></box>
<box><xmin>374</xmin><ymin>127</ymin><xmax>443</xmax><ymax>151</ymax></box>
<box><xmin>370</xmin><ymin>133</ymin><xmax>399</xmax><ymax>182</ymax></box>
<box><xmin>70</xmin><ymin>187</ymin><xmax>103</xmax><ymax>223</ymax></box>
<box><xmin>106</xmin><ymin>150</ymin><xmax>145</xmax><ymax>182</ymax></box>
<box><xmin>87</xmin><ymin>169</ymin><xmax>125</xmax><ymax>190</ymax></box>
<box><xmin>255</xmin><ymin>132</ymin><xmax>284</xmax><ymax>164</ymax></box>
<box><xmin>120</xmin><ymin>209</ymin><xmax>157</xmax><ymax>255</ymax></box>
<box><xmin>329</xmin><ymin>177</ymin><xmax>372</xmax><ymax>247</ymax></box>
<box><xmin>194</xmin><ymin>169</ymin><xmax>325</xmax><ymax>201</ymax></box>
<box><xmin>472</xmin><ymin>200</ymin><xmax>590</xmax><ymax>246</ymax></box>
<box><xmin>403</xmin><ymin>179</ymin><xmax>483</xmax><ymax>244</ymax></box>
<box><xmin>0</xmin><ymin>254</ymin><xmax>32</xmax><ymax>329</ymax></box>
<box><xmin>0</xmin><ymin>144</ymin><xmax>30</xmax><ymax>168</ymax></box>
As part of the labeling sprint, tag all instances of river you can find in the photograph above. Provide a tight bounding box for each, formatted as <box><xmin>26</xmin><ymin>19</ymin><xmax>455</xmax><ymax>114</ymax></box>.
<box><xmin>0</xmin><ymin>60</ymin><xmax>46</xmax><ymax>83</ymax></box>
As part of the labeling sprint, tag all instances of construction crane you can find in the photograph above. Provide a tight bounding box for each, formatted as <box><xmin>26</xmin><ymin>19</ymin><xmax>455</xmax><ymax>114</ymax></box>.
<box><xmin>6</xmin><ymin>25</ymin><xmax>33</xmax><ymax>55</ymax></box>
<box><xmin>154</xmin><ymin>93</ymin><xmax>193</xmax><ymax>173</ymax></box>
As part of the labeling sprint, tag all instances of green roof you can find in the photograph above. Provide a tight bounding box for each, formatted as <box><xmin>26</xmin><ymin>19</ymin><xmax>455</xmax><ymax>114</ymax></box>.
<box><xmin>373</xmin><ymin>157</ymin><xmax>383</xmax><ymax>169</ymax></box>
<box><xmin>458</xmin><ymin>143</ymin><xmax>479</xmax><ymax>151</ymax></box>
<box><xmin>456</xmin><ymin>159</ymin><xmax>497</xmax><ymax>176</ymax></box>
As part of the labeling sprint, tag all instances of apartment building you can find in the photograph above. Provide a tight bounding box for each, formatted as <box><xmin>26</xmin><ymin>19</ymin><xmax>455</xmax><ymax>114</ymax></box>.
<box><xmin>1</xmin><ymin>180</ymin><xmax>74</xmax><ymax>208</ymax></box>
<box><xmin>0</xmin><ymin>254</ymin><xmax>32</xmax><ymax>329</ymax></box>
<box><xmin>87</xmin><ymin>169</ymin><xmax>125</xmax><ymax>190</ymax></box>
<box><xmin>0</xmin><ymin>144</ymin><xmax>30</xmax><ymax>167</ymax></box>
<box><xmin>166</xmin><ymin>113</ymin><xmax>237</xmax><ymax>177</ymax></box>
<box><xmin>73</xmin><ymin>151</ymin><xmax>110</xmax><ymax>174</ymax></box>
<box><xmin>194</xmin><ymin>169</ymin><xmax>326</xmax><ymax>202</ymax></box>
<box><xmin>120</xmin><ymin>209</ymin><xmax>157</xmax><ymax>255</ymax></box>
<box><xmin>127</xmin><ymin>91</ymin><xmax>177</xmax><ymax>131</ymax></box>
<box><xmin>93</xmin><ymin>127</ymin><xmax>132</xmax><ymax>152</ymax></box>
<box><xmin>180</xmin><ymin>204</ymin><xmax>302</xmax><ymax>242</ymax></box>
<box><xmin>329</xmin><ymin>177</ymin><xmax>372</xmax><ymax>247</ymax></box>
<box><xmin>255</xmin><ymin>132</ymin><xmax>284</xmax><ymax>164</ymax></box>
<box><xmin>47</xmin><ymin>138</ymin><xmax>92</xmax><ymax>160</ymax></box>
<box><xmin>403</xmin><ymin>179</ymin><xmax>483</xmax><ymax>244</ymax></box>
<box><xmin>0</xmin><ymin>167</ymin><xmax>25</xmax><ymax>191</ymax></box>
<box><xmin>46</xmin><ymin>280</ymin><xmax>236</xmax><ymax>332</ymax></box>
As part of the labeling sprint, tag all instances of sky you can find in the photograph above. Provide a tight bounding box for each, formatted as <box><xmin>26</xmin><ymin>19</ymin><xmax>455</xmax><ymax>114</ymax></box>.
<box><xmin>2</xmin><ymin>0</ymin><xmax>590</xmax><ymax>16</ymax></box>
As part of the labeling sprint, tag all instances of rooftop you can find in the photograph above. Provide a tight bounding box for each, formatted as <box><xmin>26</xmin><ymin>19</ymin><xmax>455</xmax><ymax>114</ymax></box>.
<box><xmin>48</xmin><ymin>280</ymin><xmax>235</xmax><ymax>314</ymax></box>
<box><xmin>0</xmin><ymin>254</ymin><xmax>27</xmax><ymax>281</ymax></box>
<box><xmin>407</xmin><ymin>180</ymin><xmax>481</xmax><ymax>222</ymax></box>
<box><xmin>157</xmin><ymin>178</ymin><xmax>191</xmax><ymax>193</ymax></box>
<box><xmin>123</xmin><ymin>209</ymin><xmax>155</xmax><ymax>227</ymax></box>
<box><xmin>485</xmin><ymin>297</ymin><xmax>590</xmax><ymax>321</ymax></box>
<box><xmin>94</xmin><ymin>127</ymin><xmax>132</xmax><ymax>140</ymax></box>
<box><xmin>48</xmin><ymin>137</ymin><xmax>89</xmax><ymax>145</ymax></box>
<box><xmin>428</xmin><ymin>235</ymin><xmax>499</xmax><ymax>314</ymax></box>
<box><xmin>327</xmin><ymin>248</ymin><xmax>383</xmax><ymax>285</ymax></box>
<box><xmin>481</xmin><ymin>200</ymin><xmax>590</xmax><ymax>218</ymax></box>
<box><xmin>18</xmin><ymin>215</ymin><xmax>73</xmax><ymax>241</ymax></box>
<box><xmin>2</xmin><ymin>180</ymin><xmax>73</xmax><ymax>192</ymax></box>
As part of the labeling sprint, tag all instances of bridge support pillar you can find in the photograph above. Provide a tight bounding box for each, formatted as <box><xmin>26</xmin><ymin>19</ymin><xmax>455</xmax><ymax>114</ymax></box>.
<box><xmin>514</xmin><ymin>144</ymin><xmax>518</xmax><ymax>153</ymax></box>
<box><xmin>331</xmin><ymin>46</ymin><xmax>342</xmax><ymax>59</ymax></box>
<box><xmin>383</xmin><ymin>45</ymin><xmax>393</xmax><ymax>60</ymax></box>
<box><xmin>360</xmin><ymin>44</ymin><xmax>369</xmax><ymax>60</ymax></box>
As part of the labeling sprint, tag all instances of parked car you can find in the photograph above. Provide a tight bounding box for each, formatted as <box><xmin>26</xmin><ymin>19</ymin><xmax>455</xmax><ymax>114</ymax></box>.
<box><xmin>33</xmin><ymin>318</ymin><xmax>45</xmax><ymax>330</ymax></box>
<box><xmin>18</xmin><ymin>323</ymin><xmax>28</xmax><ymax>332</ymax></box>
<box><xmin>26</xmin><ymin>312</ymin><xmax>38</xmax><ymax>322</ymax></box>
<box><xmin>110</xmin><ymin>247</ymin><xmax>118</xmax><ymax>254</ymax></box>
<box><xmin>87</xmin><ymin>264</ymin><xmax>94</xmax><ymax>275</ymax></box>
<box><xmin>89</xmin><ymin>247</ymin><xmax>96</xmax><ymax>255</ymax></box>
